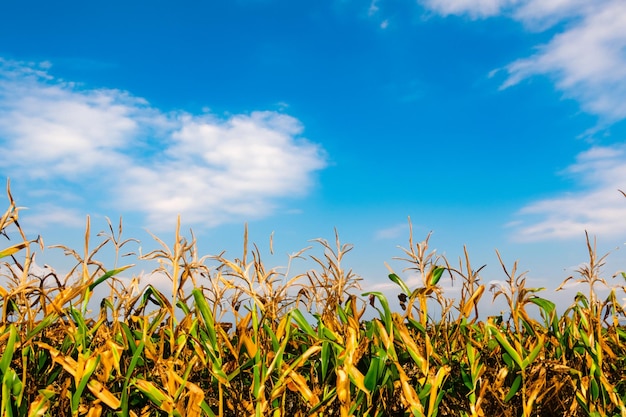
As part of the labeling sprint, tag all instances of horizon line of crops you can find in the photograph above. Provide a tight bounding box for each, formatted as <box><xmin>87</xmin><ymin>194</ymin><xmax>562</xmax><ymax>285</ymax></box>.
<box><xmin>2</xmin><ymin>180</ymin><xmax>626</xmax><ymax>416</ymax></box>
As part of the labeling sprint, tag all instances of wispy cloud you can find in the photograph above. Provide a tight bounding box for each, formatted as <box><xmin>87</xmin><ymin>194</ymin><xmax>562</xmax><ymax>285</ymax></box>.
<box><xmin>509</xmin><ymin>145</ymin><xmax>626</xmax><ymax>241</ymax></box>
<box><xmin>513</xmin><ymin>0</ymin><xmax>604</xmax><ymax>30</ymax></box>
<box><xmin>374</xmin><ymin>223</ymin><xmax>409</xmax><ymax>240</ymax></box>
<box><xmin>419</xmin><ymin>0</ymin><xmax>626</xmax><ymax>123</ymax></box>
<box><xmin>420</xmin><ymin>0</ymin><xmax>512</xmax><ymax>19</ymax></box>
<box><xmin>502</xmin><ymin>1</ymin><xmax>626</xmax><ymax>122</ymax></box>
<box><xmin>0</xmin><ymin>59</ymin><xmax>326</xmax><ymax>231</ymax></box>
<box><xmin>20</xmin><ymin>204</ymin><xmax>88</xmax><ymax>231</ymax></box>
<box><xmin>0</xmin><ymin>59</ymin><xmax>160</xmax><ymax>180</ymax></box>
<box><xmin>368</xmin><ymin>0</ymin><xmax>380</xmax><ymax>16</ymax></box>
<box><xmin>417</xmin><ymin>1</ymin><xmax>626</xmax><ymax>242</ymax></box>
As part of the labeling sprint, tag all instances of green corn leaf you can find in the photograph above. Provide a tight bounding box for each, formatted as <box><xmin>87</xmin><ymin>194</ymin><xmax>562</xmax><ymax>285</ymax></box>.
<box><xmin>321</xmin><ymin>340</ymin><xmax>330</xmax><ymax>381</ymax></box>
<box><xmin>362</xmin><ymin>292</ymin><xmax>392</xmax><ymax>333</ymax></box>
<box><xmin>134</xmin><ymin>379</ymin><xmax>167</xmax><ymax>403</ymax></box>
<box><xmin>428</xmin><ymin>366</ymin><xmax>450</xmax><ymax>416</ymax></box>
<box><xmin>2</xmin><ymin>373</ymin><xmax>15</xmax><ymax>417</ymax></box>
<box><xmin>251</xmin><ymin>304</ymin><xmax>260</xmax><ymax>335</ymax></box>
<box><xmin>200</xmin><ymin>399</ymin><xmax>217</xmax><ymax>417</ymax></box>
<box><xmin>192</xmin><ymin>288</ymin><xmax>218</xmax><ymax>347</ymax></box>
<box><xmin>473</xmin><ymin>362</ymin><xmax>484</xmax><ymax>382</ymax></box>
<box><xmin>590</xmin><ymin>377</ymin><xmax>600</xmax><ymax>401</ymax></box>
<box><xmin>528</xmin><ymin>296</ymin><xmax>555</xmax><ymax>317</ymax></box>
<box><xmin>388</xmin><ymin>273</ymin><xmax>411</xmax><ymax>295</ymax></box>
<box><xmin>336</xmin><ymin>303</ymin><xmax>348</xmax><ymax>325</ymax></box>
<box><xmin>88</xmin><ymin>265</ymin><xmax>134</xmax><ymax>292</ymax></box>
<box><xmin>264</xmin><ymin>315</ymin><xmax>291</xmax><ymax>378</ymax></box>
<box><xmin>319</xmin><ymin>325</ymin><xmax>341</xmax><ymax>343</ymax></box>
<box><xmin>308</xmin><ymin>387</ymin><xmax>338</xmax><ymax>415</ymax></box>
<box><xmin>0</xmin><ymin>325</ymin><xmax>17</xmax><ymax>376</ymax></box>
<box><xmin>504</xmin><ymin>374</ymin><xmax>522</xmax><ymax>403</ymax></box>
<box><xmin>580</xmin><ymin>330</ymin><xmax>592</xmax><ymax>350</ymax></box>
<box><xmin>71</xmin><ymin>355</ymin><xmax>100</xmax><ymax>414</ymax></box>
<box><xmin>142</xmin><ymin>285</ymin><xmax>172</xmax><ymax>310</ymax></box>
<box><xmin>263</xmin><ymin>322</ymin><xmax>281</xmax><ymax>352</ymax></box>
<box><xmin>120</xmin><ymin>340</ymin><xmax>145</xmax><ymax>416</ymax></box>
<box><xmin>27</xmin><ymin>388</ymin><xmax>56</xmax><ymax>417</ymax></box>
<box><xmin>6</xmin><ymin>368</ymin><xmax>22</xmax><ymax>397</ymax></box>
<box><xmin>575</xmin><ymin>392</ymin><xmax>591</xmax><ymax>414</ymax></box>
<box><xmin>428</xmin><ymin>266</ymin><xmax>445</xmax><ymax>286</ymax></box>
<box><xmin>430</xmin><ymin>391</ymin><xmax>446</xmax><ymax>417</ymax></box>
<box><xmin>488</xmin><ymin>324</ymin><xmax>523</xmax><ymax>370</ymax></box>
<box><xmin>520</xmin><ymin>319</ymin><xmax>536</xmax><ymax>337</ymax></box>
<box><xmin>210</xmin><ymin>359</ymin><xmax>230</xmax><ymax>386</ymax></box>
<box><xmin>45</xmin><ymin>365</ymin><xmax>64</xmax><ymax>387</ymax></box>
<box><xmin>176</xmin><ymin>299</ymin><xmax>191</xmax><ymax>315</ymax></box>
<box><xmin>1</xmin><ymin>367</ymin><xmax>23</xmax><ymax>415</ymax></box>
<box><xmin>252</xmin><ymin>357</ymin><xmax>262</xmax><ymax>399</ymax></box>
<box><xmin>466</xmin><ymin>343</ymin><xmax>477</xmax><ymax>363</ymax></box>
<box><xmin>133</xmin><ymin>379</ymin><xmax>182</xmax><ymax>417</ymax></box>
<box><xmin>575</xmin><ymin>292</ymin><xmax>589</xmax><ymax>309</ymax></box>
<box><xmin>147</xmin><ymin>310</ymin><xmax>167</xmax><ymax>336</ymax></box>
<box><xmin>119</xmin><ymin>323</ymin><xmax>137</xmax><ymax>355</ymax></box>
<box><xmin>69</xmin><ymin>307</ymin><xmax>88</xmax><ymax>349</ymax></box>
<box><xmin>82</xmin><ymin>266</ymin><xmax>133</xmax><ymax>315</ymax></box>
<box><xmin>407</xmin><ymin>317</ymin><xmax>426</xmax><ymax>334</ymax></box>
<box><xmin>364</xmin><ymin>355</ymin><xmax>384</xmax><ymax>392</ymax></box>
<box><xmin>522</xmin><ymin>335</ymin><xmax>544</xmax><ymax>369</ymax></box>
<box><xmin>291</xmin><ymin>309</ymin><xmax>316</xmax><ymax>337</ymax></box>
<box><xmin>189</xmin><ymin>306</ymin><xmax>229</xmax><ymax>385</ymax></box>
<box><xmin>25</xmin><ymin>313</ymin><xmax>58</xmax><ymax>343</ymax></box>
<box><xmin>461</xmin><ymin>368</ymin><xmax>473</xmax><ymax>390</ymax></box>
<box><xmin>418</xmin><ymin>382</ymin><xmax>432</xmax><ymax>401</ymax></box>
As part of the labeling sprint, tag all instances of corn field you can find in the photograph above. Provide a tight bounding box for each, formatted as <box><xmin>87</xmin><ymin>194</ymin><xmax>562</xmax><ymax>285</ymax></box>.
<box><xmin>2</xmin><ymin>181</ymin><xmax>626</xmax><ymax>417</ymax></box>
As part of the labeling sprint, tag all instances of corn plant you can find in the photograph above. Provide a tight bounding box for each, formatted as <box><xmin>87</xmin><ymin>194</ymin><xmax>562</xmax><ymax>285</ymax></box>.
<box><xmin>2</xmin><ymin>181</ymin><xmax>626</xmax><ymax>416</ymax></box>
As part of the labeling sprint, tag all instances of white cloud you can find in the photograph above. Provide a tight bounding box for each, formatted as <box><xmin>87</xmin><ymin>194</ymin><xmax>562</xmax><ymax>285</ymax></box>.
<box><xmin>119</xmin><ymin>112</ymin><xmax>325</xmax><ymax>228</ymax></box>
<box><xmin>420</xmin><ymin>0</ymin><xmax>514</xmax><ymax>18</ymax></box>
<box><xmin>420</xmin><ymin>0</ymin><xmax>594</xmax><ymax>22</ymax></box>
<box><xmin>368</xmin><ymin>0</ymin><xmax>380</xmax><ymax>16</ymax></box>
<box><xmin>21</xmin><ymin>204</ymin><xmax>88</xmax><ymax>230</ymax></box>
<box><xmin>503</xmin><ymin>1</ymin><xmax>626</xmax><ymax>121</ymax></box>
<box><xmin>512</xmin><ymin>0</ymin><xmax>601</xmax><ymax>29</ymax></box>
<box><xmin>417</xmin><ymin>1</ymin><xmax>626</xmax><ymax>243</ymax></box>
<box><xmin>0</xmin><ymin>60</ymin><xmax>161</xmax><ymax>180</ymax></box>
<box><xmin>510</xmin><ymin>145</ymin><xmax>626</xmax><ymax>241</ymax></box>
<box><xmin>374</xmin><ymin>223</ymin><xmax>409</xmax><ymax>240</ymax></box>
<box><xmin>0</xmin><ymin>59</ymin><xmax>326</xmax><ymax>231</ymax></box>
<box><xmin>420</xmin><ymin>1</ymin><xmax>626</xmax><ymax>122</ymax></box>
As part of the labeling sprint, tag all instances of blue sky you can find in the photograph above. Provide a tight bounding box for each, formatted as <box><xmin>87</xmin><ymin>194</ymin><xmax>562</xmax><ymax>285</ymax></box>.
<box><xmin>2</xmin><ymin>0</ymin><xmax>626</xmax><ymax>310</ymax></box>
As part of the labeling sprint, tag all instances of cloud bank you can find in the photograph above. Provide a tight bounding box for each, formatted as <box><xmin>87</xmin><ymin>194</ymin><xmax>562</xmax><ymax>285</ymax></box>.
<box><xmin>0</xmin><ymin>59</ymin><xmax>326</xmax><ymax>230</ymax></box>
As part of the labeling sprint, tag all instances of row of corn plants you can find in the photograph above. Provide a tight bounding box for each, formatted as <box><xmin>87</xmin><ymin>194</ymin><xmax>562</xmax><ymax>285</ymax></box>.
<box><xmin>1</xmin><ymin>181</ymin><xmax>626</xmax><ymax>416</ymax></box>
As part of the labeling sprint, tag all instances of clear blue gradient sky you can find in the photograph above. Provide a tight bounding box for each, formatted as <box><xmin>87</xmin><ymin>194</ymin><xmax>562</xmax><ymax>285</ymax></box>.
<box><xmin>1</xmin><ymin>1</ymin><xmax>626</xmax><ymax>310</ymax></box>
